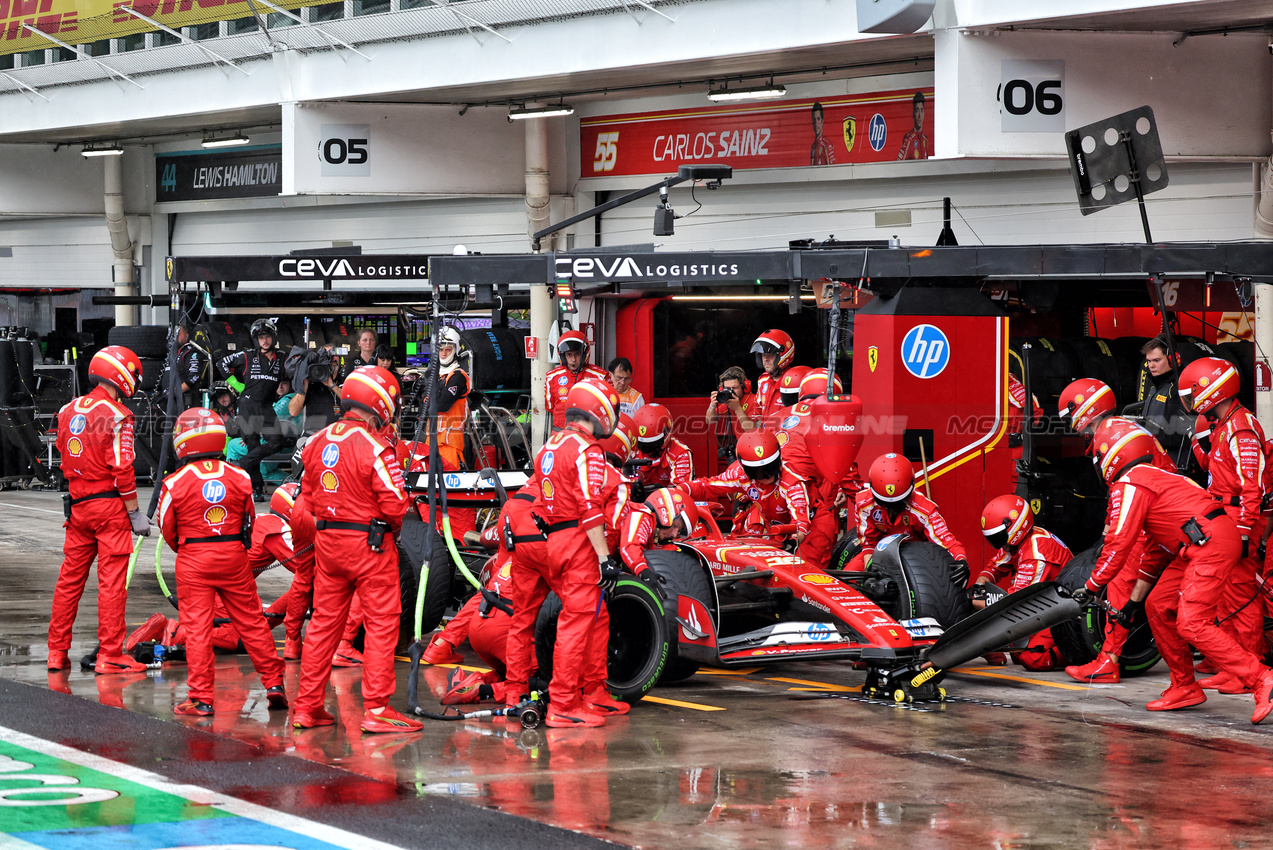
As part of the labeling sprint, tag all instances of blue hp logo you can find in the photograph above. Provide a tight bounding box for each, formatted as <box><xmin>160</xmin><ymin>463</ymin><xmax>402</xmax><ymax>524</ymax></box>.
<box><xmin>202</xmin><ymin>480</ymin><xmax>226</xmax><ymax>504</ymax></box>
<box><xmin>321</xmin><ymin>444</ymin><xmax>340</xmax><ymax>468</ymax></box>
<box><xmin>808</xmin><ymin>622</ymin><xmax>834</xmax><ymax>642</ymax></box>
<box><xmin>900</xmin><ymin>324</ymin><xmax>950</xmax><ymax>379</ymax></box>
<box><xmin>868</xmin><ymin>113</ymin><xmax>887</xmax><ymax>152</ymax></box>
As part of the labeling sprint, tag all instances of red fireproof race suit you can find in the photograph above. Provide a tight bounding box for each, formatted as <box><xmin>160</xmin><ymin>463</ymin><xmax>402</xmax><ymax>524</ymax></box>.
<box><xmin>545</xmin><ymin>364</ymin><xmax>611</xmax><ymax>430</ymax></box>
<box><xmin>1085</xmin><ymin>464</ymin><xmax>1264</xmax><ymax>689</ymax></box>
<box><xmin>157</xmin><ymin>460</ymin><xmax>284</xmax><ymax>705</ymax></box>
<box><xmin>50</xmin><ymin>385</ymin><xmax>139</xmax><ymax>657</ymax></box>
<box><xmin>1090</xmin><ymin>418</ymin><xmax>1175</xmax><ymax>657</ymax></box>
<box><xmin>504</xmin><ymin>426</ymin><xmax>610</xmax><ymax>712</ymax></box>
<box><xmin>633</xmin><ymin>436</ymin><xmax>695</xmax><ymax>492</ymax></box>
<box><xmin>776</xmin><ymin>402</ymin><xmax>862</xmax><ymax>569</ymax></box>
<box><xmin>687</xmin><ymin>463</ymin><xmax>812</xmax><ymax>540</ymax></box>
<box><xmin>297</xmin><ymin>415</ymin><xmax>409</xmax><ymax>714</ymax></box>
<box><xmin>436</xmin><ymin>554</ymin><xmax>516</xmax><ymax>686</ymax></box>
<box><xmin>233</xmin><ymin>505</ymin><xmax>316</xmax><ymax>646</ymax></box>
<box><xmin>848</xmin><ymin>490</ymin><xmax>967</xmax><ymax>571</ymax></box>
<box><xmin>978</xmin><ymin>527</ymin><xmax>1072</xmax><ymax>670</ymax></box>
<box><xmin>1191</xmin><ymin>404</ymin><xmax>1269</xmax><ymax>658</ymax></box>
<box><xmin>753</xmin><ymin>371</ymin><xmax>788</xmax><ymax>428</ymax></box>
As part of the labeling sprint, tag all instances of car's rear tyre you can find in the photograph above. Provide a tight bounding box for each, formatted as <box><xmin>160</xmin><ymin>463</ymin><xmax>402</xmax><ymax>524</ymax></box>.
<box><xmin>535</xmin><ymin>578</ymin><xmax>670</xmax><ymax>703</ymax></box>
<box><xmin>868</xmin><ymin>540</ymin><xmax>971</xmax><ymax>628</ymax></box>
<box><xmin>646</xmin><ymin>549</ymin><xmax>714</xmax><ymax>683</ymax></box>
<box><xmin>1050</xmin><ymin>543</ymin><xmax>1160</xmax><ymax>676</ymax></box>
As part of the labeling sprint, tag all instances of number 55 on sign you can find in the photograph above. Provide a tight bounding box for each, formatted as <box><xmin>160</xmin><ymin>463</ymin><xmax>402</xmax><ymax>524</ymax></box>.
<box><xmin>594</xmin><ymin>132</ymin><xmax>619</xmax><ymax>172</ymax></box>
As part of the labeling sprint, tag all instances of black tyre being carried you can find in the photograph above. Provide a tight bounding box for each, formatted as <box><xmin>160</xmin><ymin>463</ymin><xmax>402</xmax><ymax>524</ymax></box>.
<box><xmin>866</xmin><ymin>536</ymin><xmax>971</xmax><ymax>628</ymax></box>
<box><xmin>535</xmin><ymin>577</ymin><xmax>671</xmax><ymax>704</ymax></box>
<box><xmin>646</xmin><ymin>548</ymin><xmax>715</xmax><ymax>683</ymax></box>
<box><xmin>1050</xmin><ymin>543</ymin><xmax>1159</xmax><ymax>676</ymax></box>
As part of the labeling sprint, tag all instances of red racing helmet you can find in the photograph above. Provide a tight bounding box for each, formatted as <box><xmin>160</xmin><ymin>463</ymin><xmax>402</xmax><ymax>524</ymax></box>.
<box><xmin>646</xmin><ymin>487</ymin><xmax>698</xmax><ymax>538</ymax></box>
<box><xmin>799</xmin><ymin>370</ymin><xmax>843</xmax><ymax>400</ymax></box>
<box><xmin>868</xmin><ymin>453</ymin><xmax>915</xmax><ymax>503</ymax></box>
<box><xmin>633</xmin><ymin>403</ymin><xmax>673</xmax><ymax>455</ymax></box>
<box><xmin>556</xmin><ymin>330</ymin><xmax>589</xmax><ymax>369</ymax></box>
<box><xmin>1091</xmin><ymin>417</ymin><xmax>1157</xmax><ymax>484</ymax></box>
<box><xmin>980</xmin><ymin>494</ymin><xmax>1034</xmax><ymax>550</ymax></box>
<box><xmin>565</xmin><ymin>377</ymin><xmax>619</xmax><ymax>438</ymax></box>
<box><xmin>598</xmin><ymin>412</ymin><xmax>637</xmax><ymax>461</ymax></box>
<box><xmin>270</xmin><ymin>481</ymin><xmax>301</xmax><ymax>520</ymax></box>
<box><xmin>1058</xmin><ymin>378</ymin><xmax>1116</xmax><ymax>433</ymax></box>
<box><xmin>778</xmin><ymin>365</ymin><xmax>812</xmax><ymax>406</ymax></box>
<box><xmin>88</xmin><ymin>345</ymin><xmax>143</xmax><ymax>398</ymax></box>
<box><xmin>1178</xmin><ymin>356</ymin><xmax>1240</xmax><ymax>415</ymax></box>
<box><xmin>171</xmin><ymin>407</ymin><xmax>227</xmax><ymax>461</ymax></box>
<box><xmin>751</xmin><ymin>329</ymin><xmax>795</xmax><ymax>372</ymax></box>
<box><xmin>341</xmin><ymin>365</ymin><xmax>401</xmax><ymax>426</ymax></box>
<box><xmin>737</xmin><ymin>430</ymin><xmax>782</xmax><ymax>480</ymax></box>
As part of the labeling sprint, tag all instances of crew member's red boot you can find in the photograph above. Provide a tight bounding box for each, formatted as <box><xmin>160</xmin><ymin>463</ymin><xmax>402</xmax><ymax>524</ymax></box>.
<box><xmin>1146</xmin><ymin>682</ymin><xmax>1206</xmax><ymax>711</ymax></box>
<box><xmin>1065</xmin><ymin>652</ymin><xmax>1120</xmax><ymax>684</ymax></box>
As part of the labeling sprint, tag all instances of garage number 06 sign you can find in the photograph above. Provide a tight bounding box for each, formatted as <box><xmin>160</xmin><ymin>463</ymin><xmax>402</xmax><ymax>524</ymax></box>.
<box><xmin>319</xmin><ymin>124</ymin><xmax>371</xmax><ymax>177</ymax></box>
<box><xmin>1000</xmin><ymin>60</ymin><xmax>1065</xmax><ymax>133</ymax></box>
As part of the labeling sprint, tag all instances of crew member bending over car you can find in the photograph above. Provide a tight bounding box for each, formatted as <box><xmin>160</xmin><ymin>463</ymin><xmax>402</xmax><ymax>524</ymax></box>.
<box><xmin>157</xmin><ymin>407</ymin><xmax>287</xmax><ymax>717</ymax></box>
<box><xmin>544</xmin><ymin>330</ymin><xmax>610</xmax><ymax>430</ymax></box>
<box><xmin>975</xmin><ymin>495</ymin><xmax>1072</xmax><ymax>671</ymax></box>
<box><xmin>1058</xmin><ymin>380</ymin><xmax>1180</xmax><ymax>685</ymax></box>
<box><xmin>1077</xmin><ymin>421</ymin><xmax>1273</xmax><ymax>721</ymax></box>
<box><xmin>685</xmin><ymin>430</ymin><xmax>811</xmax><ymax>548</ymax></box>
<box><xmin>48</xmin><ymin>345</ymin><xmax>152</xmax><ymax>675</ymax></box>
<box><xmin>631</xmin><ymin>403</ymin><xmax>694</xmax><ymax>498</ymax></box>
<box><xmin>847</xmin><ymin>453</ymin><xmax>969</xmax><ymax>586</ymax></box>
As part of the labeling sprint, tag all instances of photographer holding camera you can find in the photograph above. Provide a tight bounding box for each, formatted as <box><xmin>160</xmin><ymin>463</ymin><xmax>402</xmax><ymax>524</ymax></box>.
<box><xmin>287</xmin><ymin>345</ymin><xmax>340</xmax><ymax>438</ymax></box>
<box><xmin>705</xmin><ymin>366</ymin><xmax>756</xmax><ymax>464</ymax></box>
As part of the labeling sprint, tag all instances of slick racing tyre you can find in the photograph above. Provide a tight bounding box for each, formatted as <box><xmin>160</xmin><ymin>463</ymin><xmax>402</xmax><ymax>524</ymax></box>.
<box><xmin>647</xmin><ymin>549</ymin><xmax>715</xmax><ymax>683</ymax></box>
<box><xmin>828</xmin><ymin>532</ymin><xmax>861</xmax><ymax>571</ymax></box>
<box><xmin>107</xmin><ymin>325</ymin><xmax>169</xmax><ymax>359</ymax></box>
<box><xmin>1050</xmin><ymin>543</ymin><xmax>1160</xmax><ymax>676</ymax></box>
<box><xmin>396</xmin><ymin>510</ymin><xmax>453</xmax><ymax>644</ymax></box>
<box><xmin>867</xmin><ymin>538</ymin><xmax>971</xmax><ymax>628</ymax></box>
<box><xmin>535</xmin><ymin>578</ymin><xmax>671</xmax><ymax>704</ymax></box>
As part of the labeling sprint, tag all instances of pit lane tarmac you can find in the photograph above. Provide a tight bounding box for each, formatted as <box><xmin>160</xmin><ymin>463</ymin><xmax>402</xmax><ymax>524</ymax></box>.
<box><xmin>4</xmin><ymin>489</ymin><xmax>1273</xmax><ymax>849</ymax></box>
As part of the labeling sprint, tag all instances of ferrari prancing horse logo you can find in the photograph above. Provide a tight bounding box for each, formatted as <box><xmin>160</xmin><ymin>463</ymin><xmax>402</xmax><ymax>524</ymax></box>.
<box><xmin>868</xmin><ymin>346</ymin><xmax>879</xmax><ymax>373</ymax></box>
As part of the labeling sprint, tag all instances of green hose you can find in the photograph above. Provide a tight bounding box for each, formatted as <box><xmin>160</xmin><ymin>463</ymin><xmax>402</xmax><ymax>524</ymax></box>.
<box><xmin>414</xmin><ymin>563</ymin><xmax>429</xmax><ymax>641</ymax></box>
<box><xmin>441</xmin><ymin>514</ymin><xmax>481</xmax><ymax>590</ymax></box>
<box><xmin>125</xmin><ymin>536</ymin><xmax>145</xmax><ymax>589</ymax></box>
<box><xmin>155</xmin><ymin>536</ymin><xmax>177</xmax><ymax>608</ymax></box>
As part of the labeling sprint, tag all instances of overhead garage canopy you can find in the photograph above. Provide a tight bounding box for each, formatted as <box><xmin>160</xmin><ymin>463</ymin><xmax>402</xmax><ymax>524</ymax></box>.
<box><xmin>425</xmin><ymin>243</ymin><xmax>1273</xmax><ymax>290</ymax></box>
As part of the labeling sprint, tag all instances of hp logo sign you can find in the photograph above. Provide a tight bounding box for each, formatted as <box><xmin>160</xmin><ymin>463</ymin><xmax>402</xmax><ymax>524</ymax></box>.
<box><xmin>900</xmin><ymin>324</ymin><xmax>950</xmax><ymax>379</ymax></box>
<box><xmin>868</xmin><ymin>113</ymin><xmax>887</xmax><ymax>152</ymax></box>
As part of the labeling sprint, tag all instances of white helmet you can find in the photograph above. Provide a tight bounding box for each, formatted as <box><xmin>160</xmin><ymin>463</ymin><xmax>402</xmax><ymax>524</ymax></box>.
<box><xmin>437</xmin><ymin>326</ymin><xmax>465</xmax><ymax>367</ymax></box>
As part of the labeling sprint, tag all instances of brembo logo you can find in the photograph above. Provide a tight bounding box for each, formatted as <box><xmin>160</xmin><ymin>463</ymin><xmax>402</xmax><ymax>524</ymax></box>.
<box><xmin>554</xmin><ymin>257</ymin><xmax>742</xmax><ymax>280</ymax></box>
<box><xmin>279</xmin><ymin>258</ymin><xmax>356</xmax><ymax>278</ymax></box>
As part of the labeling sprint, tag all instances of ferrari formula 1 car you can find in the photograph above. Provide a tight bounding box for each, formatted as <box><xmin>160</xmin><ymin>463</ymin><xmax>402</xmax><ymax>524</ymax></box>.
<box><xmin>534</xmin><ymin>518</ymin><xmax>1083</xmax><ymax>705</ymax></box>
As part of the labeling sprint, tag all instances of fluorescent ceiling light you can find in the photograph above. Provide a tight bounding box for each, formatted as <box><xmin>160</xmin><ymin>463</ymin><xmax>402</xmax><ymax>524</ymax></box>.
<box><xmin>508</xmin><ymin>104</ymin><xmax>575</xmax><ymax>121</ymax></box>
<box><xmin>202</xmin><ymin>133</ymin><xmax>250</xmax><ymax>148</ymax></box>
<box><xmin>81</xmin><ymin>144</ymin><xmax>123</xmax><ymax>157</ymax></box>
<box><xmin>707</xmin><ymin>84</ymin><xmax>787</xmax><ymax>102</ymax></box>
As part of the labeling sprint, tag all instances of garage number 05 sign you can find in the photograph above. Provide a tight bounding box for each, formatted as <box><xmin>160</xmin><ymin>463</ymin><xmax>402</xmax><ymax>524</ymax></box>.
<box><xmin>319</xmin><ymin>124</ymin><xmax>371</xmax><ymax>177</ymax></box>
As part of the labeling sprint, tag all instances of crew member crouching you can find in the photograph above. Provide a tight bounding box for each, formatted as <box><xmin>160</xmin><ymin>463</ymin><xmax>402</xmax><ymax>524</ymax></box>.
<box><xmin>686</xmin><ymin>430</ymin><xmax>811</xmax><ymax>548</ymax></box>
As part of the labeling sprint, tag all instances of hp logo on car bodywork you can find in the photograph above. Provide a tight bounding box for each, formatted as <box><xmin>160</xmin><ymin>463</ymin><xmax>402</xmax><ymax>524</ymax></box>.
<box><xmin>900</xmin><ymin>324</ymin><xmax>950</xmax><ymax>379</ymax></box>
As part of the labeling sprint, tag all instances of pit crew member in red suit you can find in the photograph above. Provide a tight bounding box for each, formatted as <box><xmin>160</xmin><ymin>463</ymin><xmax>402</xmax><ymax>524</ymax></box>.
<box><xmin>774</xmin><ymin>372</ymin><xmax>861</xmax><ymax>569</ymax></box>
<box><xmin>761</xmin><ymin>365</ymin><xmax>811</xmax><ymax>430</ymax></box>
<box><xmin>847</xmin><ymin>453</ymin><xmax>969</xmax><ymax>584</ymax></box>
<box><xmin>686</xmin><ymin>430</ymin><xmax>811</xmax><ymax>545</ymax></box>
<box><xmin>975</xmin><ymin>495</ymin><xmax>1072</xmax><ymax>671</ymax></box>
<box><xmin>435</xmin><ymin>556</ymin><xmax>516</xmax><ymax>707</ymax></box>
<box><xmin>544</xmin><ymin>330</ymin><xmax>609</xmax><ymax>430</ymax></box>
<box><xmin>1007</xmin><ymin>373</ymin><xmax>1042</xmax><ymax>459</ymax></box>
<box><xmin>503</xmin><ymin>379</ymin><xmax>623</xmax><ymax>728</ymax></box>
<box><xmin>1058</xmin><ymin>380</ymin><xmax>1174</xmax><ymax>685</ymax></box>
<box><xmin>247</xmin><ymin>483</ymin><xmax>314</xmax><ymax>660</ymax></box>
<box><xmin>48</xmin><ymin>345</ymin><xmax>152</xmax><ymax>675</ymax></box>
<box><xmin>294</xmin><ymin>366</ymin><xmax>420</xmax><ymax>734</ymax></box>
<box><xmin>750</xmin><ymin>329</ymin><xmax>795</xmax><ymax>426</ymax></box>
<box><xmin>631</xmin><ymin>403</ymin><xmax>694</xmax><ymax>498</ymax></box>
<box><xmin>1077</xmin><ymin>423</ymin><xmax>1273</xmax><ymax>721</ymax></box>
<box><xmin>1179</xmin><ymin>357</ymin><xmax>1270</xmax><ymax>691</ymax></box>
<box><xmin>157</xmin><ymin>408</ymin><xmax>287</xmax><ymax>716</ymax></box>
